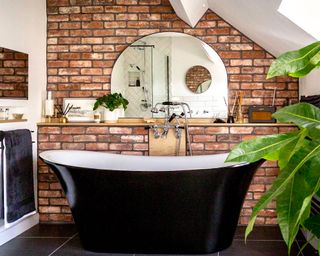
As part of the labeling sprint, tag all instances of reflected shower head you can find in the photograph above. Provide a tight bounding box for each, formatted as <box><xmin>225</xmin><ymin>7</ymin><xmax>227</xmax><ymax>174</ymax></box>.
<box><xmin>151</xmin><ymin>107</ymin><xmax>159</xmax><ymax>113</ymax></box>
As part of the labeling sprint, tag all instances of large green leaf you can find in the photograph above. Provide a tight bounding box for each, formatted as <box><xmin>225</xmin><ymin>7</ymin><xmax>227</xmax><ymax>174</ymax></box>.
<box><xmin>245</xmin><ymin>141</ymin><xmax>320</xmax><ymax>240</ymax></box>
<box><xmin>310</xmin><ymin>50</ymin><xmax>320</xmax><ymax>66</ymax></box>
<box><xmin>275</xmin><ymin>128</ymin><xmax>308</xmax><ymax>170</ymax></box>
<box><xmin>273</xmin><ymin>103</ymin><xmax>320</xmax><ymax>128</ymax></box>
<box><xmin>267</xmin><ymin>41</ymin><xmax>320</xmax><ymax>78</ymax></box>
<box><xmin>225</xmin><ymin>131</ymin><xmax>300</xmax><ymax>163</ymax></box>
<box><xmin>277</xmin><ymin>148</ymin><xmax>320</xmax><ymax>253</ymax></box>
<box><xmin>276</xmin><ymin>168</ymin><xmax>312</xmax><ymax>251</ymax></box>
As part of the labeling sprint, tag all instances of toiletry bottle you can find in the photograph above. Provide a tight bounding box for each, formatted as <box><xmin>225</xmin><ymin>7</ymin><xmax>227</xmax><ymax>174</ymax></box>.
<box><xmin>5</xmin><ymin>108</ymin><xmax>9</xmax><ymax>120</ymax></box>
<box><xmin>0</xmin><ymin>108</ymin><xmax>4</xmax><ymax>120</ymax></box>
<box><xmin>136</xmin><ymin>78</ymin><xmax>141</xmax><ymax>87</ymax></box>
<box><xmin>45</xmin><ymin>91</ymin><xmax>54</xmax><ymax>117</ymax></box>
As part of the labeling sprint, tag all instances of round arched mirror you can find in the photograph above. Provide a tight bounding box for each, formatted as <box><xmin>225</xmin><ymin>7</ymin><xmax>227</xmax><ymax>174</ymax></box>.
<box><xmin>185</xmin><ymin>65</ymin><xmax>212</xmax><ymax>94</ymax></box>
<box><xmin>111</xmin><ymin>32</ymin><xmax>228</xmax><ymax>118</ymax></box>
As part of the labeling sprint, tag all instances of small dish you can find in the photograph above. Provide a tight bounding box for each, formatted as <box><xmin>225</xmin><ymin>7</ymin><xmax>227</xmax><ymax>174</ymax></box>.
<box><xmin>12</xmin><ymin>113</ymin><xmax>24</xmax><ymax>120</ymax></box>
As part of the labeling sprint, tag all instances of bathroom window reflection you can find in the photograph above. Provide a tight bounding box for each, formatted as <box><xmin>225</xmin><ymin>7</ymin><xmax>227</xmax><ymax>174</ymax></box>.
<box><xmin>111</xmin><ymin>32</ymin><xmax>228</xmax><ymax>118</ymax></box>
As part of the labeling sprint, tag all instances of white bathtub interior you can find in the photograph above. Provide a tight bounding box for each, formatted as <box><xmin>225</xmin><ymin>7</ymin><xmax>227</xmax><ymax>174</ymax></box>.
<box><xmin>40</xmin><ymin>150</ymin><xmax>246</xmax><ymax>172</ymax></box>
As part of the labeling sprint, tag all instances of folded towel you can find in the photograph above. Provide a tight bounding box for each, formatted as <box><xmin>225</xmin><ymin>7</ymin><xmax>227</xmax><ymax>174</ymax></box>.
<box><xmin>4</xmin><ymin>129</ymin><xmax>35</xmax><ymax>223</ymax></box>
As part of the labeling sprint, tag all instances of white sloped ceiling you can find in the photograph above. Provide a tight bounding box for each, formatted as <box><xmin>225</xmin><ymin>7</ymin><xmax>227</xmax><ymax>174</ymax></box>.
<box><xmin>170</xmin><ymin>0</ymin><xmax>317</xmax><ymax>57</ymax></box>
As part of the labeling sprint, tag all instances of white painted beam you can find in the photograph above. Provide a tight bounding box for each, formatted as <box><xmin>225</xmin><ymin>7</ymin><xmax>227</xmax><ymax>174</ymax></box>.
<box><xmin>169</xmin><ymin>0</ymin><xmax>209</xmax><ymax>27</ymax></box>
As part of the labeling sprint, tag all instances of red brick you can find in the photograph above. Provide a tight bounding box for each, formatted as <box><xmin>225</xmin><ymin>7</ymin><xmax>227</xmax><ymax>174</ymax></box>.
<box><xmin>188</xmin><ymin>127</ymin><xmax>205</xmax><ymax>135</ymax></box>
<box><xmin>109</xmin><ymin>127</ymin><xmax>132</xmax><ymax>134</ymax></box>
<box><xmin>39</xmin><ymin>143</ymin><xmax>61</xmax><ymax>150</ymax></box>
<box><xmin>191</xmin><ymin>143</ymin><xmax>204</xmax><ymax>151</ymax></box>
<box><xmin>230</xmin><ymin>127</ymin><xmax>254</xmax><ymax>134</ymax></box>
<box><xmin>62</xmin><ymin>127</ymin><xmax>85</xmax><ymax>134</ymax></box>
<box><xmin>49</xmin><ymin>134</ymin><xmax>73</xmax><ymax>142</ymax></box>
<box><xmin>39</xmin><ymin>190</ymin><xmax>62</xmax><ymax>198</ymax></box>
<box><xmin>39</xmin><ymin>206</ymin><xmax>61</xmax><ymax>213</ymax></box>
<box><xmin>132</xmin><ymin>127</ymin><xmax>148</xmax><ymax>135</ymax></box>
<box><xmin>82</xmin><ymin>21</ymin><xmax>103</xmax><ymax>29</ymax></box>
<box><xmin>82</xmin><ymin>6</ymin><xmax>104</xmax><ymax>13</ymax></box>
<box><xmin>86</xmin><ymin>143</ymin><xmax>109</xmax><ymax>150</ymax></box>
<box><xmin>205</xmin><ymin>143</ymin><xmax>229</xmax><ymax>151</ymax></box>
<box><xmin>205</xmin><ymin>127</ymin><xmax>229</xmax><ymax>134</ymax></box>
<box><xmin>121</xmin><ymin>135</ymin><xmax>144</xmax><ymax>143</ymax></box>
<box><xmin>73</xmin><ymin>135</ymin><xmax>97</xmax><ymax>142</ymax></box>
<box><xmin>192</xmin><ymin>135</ymin><xmax>216</xmax><ymax>143</ymax></box>
<box><xmin>254</xmin><ymin>127</ymin><xmax>278</xmax><ymax>135</ymax></box>
<box><xmin>133</xmin><ymin>143</ymin><xmax>148</xmax><ymax>151</ymax></box>
<box><xmin>62</xmin><ymin>143</ymin><xmax>85</xmax><ymax>150</ymax></box>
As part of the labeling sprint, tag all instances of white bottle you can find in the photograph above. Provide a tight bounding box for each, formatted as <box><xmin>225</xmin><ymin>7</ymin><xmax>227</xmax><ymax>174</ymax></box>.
<box><xmin>45</xmin><ymin>91</ymin><xmax>54</xmax><ymax>117</ymax></box>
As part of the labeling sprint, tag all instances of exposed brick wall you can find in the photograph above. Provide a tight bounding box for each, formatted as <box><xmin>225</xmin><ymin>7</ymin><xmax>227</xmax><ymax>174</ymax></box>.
<box><xmin>0</xmin><ymin>47</ymin><xmax>28</xmax><ymax>98</ymax></box>
<box><xmin>38</xmin><ymin>124</ymin><xmax>296</xmax><ymax>224</ymax></box>
<box><xmin>186</xmin><ymin>65</ymin><xmax>211</xmax><ymax>93</ymax></box>
<box><xmin>46</xmin><ymin>0</ymin><xmax>299</xmax><ymax>114</ymax></box>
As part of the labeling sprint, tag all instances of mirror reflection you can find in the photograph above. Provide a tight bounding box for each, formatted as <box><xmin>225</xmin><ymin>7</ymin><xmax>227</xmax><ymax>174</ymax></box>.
<box><xmin>0</xmin><ymin>47</ymin><xmax>28</xmax><ymax>99</ymax></box>
<box><xmin>185</xmin><ymin>65</ymin><xmax>212</xmax><ymax>94</ymax></box>
<box><xmin>111</xmin><ymin>32</ymin><xmax>228</xmax><ymax>118</ymax></box>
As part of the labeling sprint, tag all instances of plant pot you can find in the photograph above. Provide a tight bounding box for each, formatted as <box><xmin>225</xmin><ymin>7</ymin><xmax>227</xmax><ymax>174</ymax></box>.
<box><xmin>104</xmin><ymin>109</ymin><xmax>118</xmax><ymax>123</ymax></box>
<box><xmin>116</xmin><ymin>108</ymin><xmax>125</xmax><ymax>118</ymax></box>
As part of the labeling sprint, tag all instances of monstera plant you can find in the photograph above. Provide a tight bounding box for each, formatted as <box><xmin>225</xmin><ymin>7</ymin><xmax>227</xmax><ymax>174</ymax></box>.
<box><xmin>226</xmin><ymin>41</ymin><xmax>320</xmax><ymax>254</ymax></box>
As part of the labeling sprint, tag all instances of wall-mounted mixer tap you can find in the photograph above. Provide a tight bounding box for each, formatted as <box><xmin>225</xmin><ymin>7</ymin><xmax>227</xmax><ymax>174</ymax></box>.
<box><xmin>149</xmin><ymin>101</ymin><xmax>193</xmax><ymax>155</ymax></box>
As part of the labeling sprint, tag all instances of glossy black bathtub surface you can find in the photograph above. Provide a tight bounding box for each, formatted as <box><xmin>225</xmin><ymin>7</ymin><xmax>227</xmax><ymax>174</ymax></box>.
<box><xmin>40</xmin><ymin>150</ymin><xmax>263</xmax><ymax>254</ymax></box>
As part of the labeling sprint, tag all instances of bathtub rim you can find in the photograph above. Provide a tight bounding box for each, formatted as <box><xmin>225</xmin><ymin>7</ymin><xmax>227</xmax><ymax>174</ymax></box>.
<box><xmin>39</xmin><ymin>150</ymin><xmax>250</xmax><ymax>172</ymax></box>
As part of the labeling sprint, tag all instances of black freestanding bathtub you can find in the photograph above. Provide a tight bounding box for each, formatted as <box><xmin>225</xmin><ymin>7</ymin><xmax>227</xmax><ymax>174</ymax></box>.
<box><xmin>40</xmin><ymin>150</ymin><xmax>263</xmax><ymax>254</ymax></box>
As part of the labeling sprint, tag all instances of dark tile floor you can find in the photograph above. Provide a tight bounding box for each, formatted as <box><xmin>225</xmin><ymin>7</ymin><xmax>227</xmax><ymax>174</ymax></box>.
<box><xmin>0</xmin><ymin>224</ymin><xmax>317</xmax><ymax>256</ymax></box>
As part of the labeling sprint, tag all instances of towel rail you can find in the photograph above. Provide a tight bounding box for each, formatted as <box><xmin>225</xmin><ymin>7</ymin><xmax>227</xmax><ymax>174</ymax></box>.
<box><xmin>0</xmin><ymin>141</ymin><xmax>35</xmax><ymax>149</ymax></box>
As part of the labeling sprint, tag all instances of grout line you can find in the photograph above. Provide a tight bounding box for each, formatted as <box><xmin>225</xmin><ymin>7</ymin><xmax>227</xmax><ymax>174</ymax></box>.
<box><xmin>295</xmin><ymin>240</ymin><xmax>304</xmax><ymax>256</ymax></box>
<box><xmin>48</xmin><ymin>233</ymin><xmax>78</xmax><ymax>256</ymax></box>
<box><xmin>19</xmin><ymin>236</ymin><xmax>73</xmax><ymax>239</ymax></box>
<box><xmin>233</xmin><ymin>239</ymin><xmax>285</xmax><ymax>242</ymax></box>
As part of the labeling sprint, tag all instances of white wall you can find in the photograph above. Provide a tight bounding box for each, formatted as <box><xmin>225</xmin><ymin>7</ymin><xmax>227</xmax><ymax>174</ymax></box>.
<box><xmin>0</xmin><ymin>0</ymin><xmax>47</xmax><ymax>243</ymax></box>
<box><xmin>171</xmin><ymin>37</ymin><xmax>228</xmax><ymax>118</ymax></box>
<box><xmin>0</xmin><ymin>0</ymin><xmax>47</xmax><ymax>127</ymax></box>
<box><xmin>278</xmin><ymin>0</ymin><xmax>320</xmax><ymax>40</ymax></box>
<box><xmin>300</xmin><ymin>69</ymin><xmax>320</xmax><ymax>96</ymax></box>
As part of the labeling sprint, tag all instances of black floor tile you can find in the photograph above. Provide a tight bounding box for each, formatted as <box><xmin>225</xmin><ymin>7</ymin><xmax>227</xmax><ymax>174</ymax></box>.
<box><xmin>220</xmin><ymin>240</ymin><xmax>300</xmax><ymax>256</ymax></box>
<box><xmin>19</xmin><ymin>223</ymin><xmax>77</xmax><ymax>238</ymax></box>
<box><xmin>0</xmin><ymin>237</ymin><xmax>67</xmax><ymax>256</ymax></box>
<box><xmin>1</xmin><ymin>224</ymin><xmax>318</xmax><ymax>256</ymax></box>
<box><xmin>51</xmin><ymin>235</ymin><xmax>127</xmax><ymax>256</ymax></box>
<box><xmin>234</xmin><ymin>225</ymin><xmax>284</xmax><ymax>241</ymax></box>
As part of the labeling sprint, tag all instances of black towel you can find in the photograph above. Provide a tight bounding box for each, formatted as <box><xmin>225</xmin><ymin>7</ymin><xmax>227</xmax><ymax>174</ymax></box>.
<box><xmin>4</xmin><ymin>129</ymin><xmax>35</xmax><ymax>223</ymax></box>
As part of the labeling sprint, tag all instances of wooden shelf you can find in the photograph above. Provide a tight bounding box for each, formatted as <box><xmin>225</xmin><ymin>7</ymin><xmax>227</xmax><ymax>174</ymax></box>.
<box><xmin>0</xmin><ymin>119</ymin><xmax>27</xmax><ymax>123</ymax></box>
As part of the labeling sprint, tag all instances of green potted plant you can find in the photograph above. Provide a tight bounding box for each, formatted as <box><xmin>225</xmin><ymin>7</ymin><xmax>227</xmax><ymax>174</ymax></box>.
<box><xmin>93</xmin><ymin>93</ymin><xmax>129</xmax><ymax>123</ymax></box>
<box><xmin>226</xmin><ymin>41</ymin><xmax>320</xmax><ymax>254</ymax></box>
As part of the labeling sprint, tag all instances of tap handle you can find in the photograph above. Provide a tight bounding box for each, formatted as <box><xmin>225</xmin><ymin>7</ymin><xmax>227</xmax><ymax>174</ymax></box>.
<box><xmin>168</xmin><ymin>113</ymin><xmax>176</xmax><ymax>123</ymax></box>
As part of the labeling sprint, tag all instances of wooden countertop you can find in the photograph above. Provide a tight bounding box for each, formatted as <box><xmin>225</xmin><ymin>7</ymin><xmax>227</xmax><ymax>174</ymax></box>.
<box><xmin>37</xmin><ymin>118</ymin><xmax>295</xmax><ymax>127</ymax></box>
